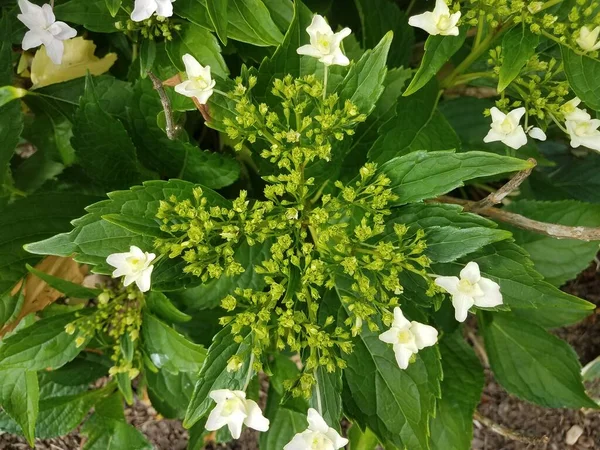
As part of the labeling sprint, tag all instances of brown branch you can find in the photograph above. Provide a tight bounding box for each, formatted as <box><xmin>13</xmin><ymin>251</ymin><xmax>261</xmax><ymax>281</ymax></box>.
<box><xmin>436</xmin><ymin>196</ymin><xmax>600</xmax><ymax>241</ymax></box>
<box><xmin>467</xmin><ymin>159</ymin><xmax>537</xmax><ymax>212</ymax></box>
<box><xmin>147</xmin><ymin>71</ymin><xmax>177</xmax><ymax>140</ymax></box>
<box><xmin>474</xmin><ymin>411</ymin><xmax>550</xmax><ymax>445</ymax></box>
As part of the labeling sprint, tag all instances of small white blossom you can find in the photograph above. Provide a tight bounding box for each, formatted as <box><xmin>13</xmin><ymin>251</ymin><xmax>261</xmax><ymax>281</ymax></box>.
<box><xmin>17</xmin><ymin>0</ymin><xmax>77</xmax><ymax>65</ymax></box>
<box><xmin>283</xmin><ymin>408</ymin><xmax>348</xmax><ymax>450</ymax></box>
<box><xmin>131</xmin><ymin>0</ymin><xmax>175</xmax><ymax>22</ymax></box>
<box><xmin>174</xmin><ymin>54</ymin><xmax>216</xmax><ymax>105</ymax></box>
<box><xmin>576</xmin><ymin>26</ymin><xmax>600</xmax><ymax>52</ymax></box>
<box><xmin>435</xmin><ymin>262</ymin><xmax>503</xmax><ymax>322</ymax></box>
<box><xmin>205</xmin><ymin>390</ymin><xmax>269</xmax><ymax>439</ymax></box>
<box><xmin>296</xmin><ymin>15</ymin><xmax>351</xmax><ymax>66</ymax></box>
<box><xmin>408</xmin><ymin>0</ymin><xmax>461</xmax><ymax>36</ymax></box>
<box><xmin>106</xmin><ymin>246</ymin><xmax>156</xmax><ymax>293</ymax></box>
<box><xmin>566</xmin><ymin>118</ymin><xmax>600</xmax><ymax>152</ymax></box>
<box><xmin>483</xmin><ymin>107</ymin><xmax>528</xmax><ymax>149</ymax></box>
<box><xmin>527</xmin><ymin>126</ymin><xmax>546</xmax><ymax>141</ymax></box>
<box><xmin>561</xmin><ymin>97</ymin><xmax>592</xmax><ymax>121</ymax></box>
<box><xmin>378</xmin><ymin>307</ymin><xmax>438</xmax><ymax>370</ymax></box>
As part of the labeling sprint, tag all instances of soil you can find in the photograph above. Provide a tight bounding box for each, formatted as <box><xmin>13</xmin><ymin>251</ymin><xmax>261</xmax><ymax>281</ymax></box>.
<box><xmin>1</xmin><ymin>266</ymin><xmax>599</xmax><ymax>450</ymax></box>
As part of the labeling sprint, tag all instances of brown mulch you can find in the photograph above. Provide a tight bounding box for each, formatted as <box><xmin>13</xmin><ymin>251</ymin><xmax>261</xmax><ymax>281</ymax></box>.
<box><xmin>1</xmin><ymin>267</ymin><xmax>599</xmax><ymax>450</ymax></box>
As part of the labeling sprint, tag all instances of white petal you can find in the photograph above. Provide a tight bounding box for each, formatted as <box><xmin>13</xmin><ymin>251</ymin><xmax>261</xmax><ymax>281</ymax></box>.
<box><xmin>283</xmin><ymin>433</ymin><xmax>309</xmax><ymax>450</ymax></box>
<box><xmin>474</xmin><ymin>277</ymin><xmax>503</xmax><ymax>308</ymax></box>
<box><xmin>489</xmin><ymin>107</ymin><xmax>506</xmax><ymax>123</ymax></box>
<box><xmin>460</xmin><ymin>261</ymin><xmax>480</xmax><ymax>284</ymax></box>
<box><xmin>451</xmin><ymin>294</ymin><xmax>475</xmax><ymax>322</ymax></box>
<box><xmin>130</xmin><ymin>245</ymin><xmax>145</xmax><ymax>259</ymax></box>
<box><xmin>502</xmin><ymin>127</ymin><xmax>528</xmax><ymax>149</ymax></box>
<box><xmin>106</xmin><ymin>252</ymin><xmax>128</xmax><ymax>268</ymax></box>
<box><xmin>483</xmin><ymin>128</ymin><xmax>504</xmax><ymax>144</ymax></box>
<box><xmin>182</xmin><ymin>53</ymin><xmax>202</xmax><ymax>77</ymax></box>
<box><xmin>410</xmin><ymin>322</ymin><xmax>438</xmax><ymax>349</ymax></box>
<box><xmin>434</xmin><ymin>276</ymin><xmax>460</xmax><ymax>296</ymax></box>
<box><xmin>528</xmin><ymin>127</ymin><xmax>546</xmax><ymax>141</ymax></box>
<box><xmin>155</xmin><ymin>0</ymin><xmax>174</xmax><ymax>17</ymax></box>
<box><xmin>49</xmin><ymin>22</ymin><xmax>77</xmax><ymax>40</ymax></box>
<box><xmin>578</xmin><ymin>134</ymin><xmax>600</xmax><ymax>152</ymax></box>
<box><xmin>440</xmin><ymin>25</ymin><xmax>460</xmax><ymax>36</ymax></box>
<box><xmin>41</xmin><ymin>3</ymin><xmax>55</xmax><ymax>24</ymax></box>
<box><xmin>131</xmin><ymin>0</ymin><xmax>157</xmax><ymax>22</ymax></box>
<box><xmin>18</xmin><ymin>0</ymin><xmax>46</xmax><ymax>29</ymax></box>
<box><xmin>506</xmin><ymin>107</ymin><xmax>526</xmax><ymax>125</ymax></box>
<box><xmin>44</xmin><ymin>39</ymin><xmax>64</xmax><ymax>64</ymax></box>
<box><xmin>296</xmin><ymin>44</ymin><xmax>323</xmax><ymax>58</ymax></box>
<box><xmin>205</xmin><ymin>404</ymin><xmax>228</xmax><ymax>431</ymax></box>
<box><xmin>331</xmin><ymin>27</ymin><xmax>352</xmax><ymax>47</ymax></box>
<box><xmin>325</xmin><ymin>428</ymin><xmax>349</xmax><ymax>449</ymax></box>
<box><xmin>307</xmin><ymin>408</ymin><xmax>329</xmax><ymax>434</ymax></box>
<box><xmin>393</xmin><ymin>344</ymin><xmax>414</xmax><ymax>370</ymax></box>
<box><xmin>306</xmin><ymin>15</ymin><xmax>333</xmax><ymax>39</ymax></box>
<box><xmin>174</xmin><ymin>80</ymin><xmax>195</xmax><ymax>98</ymax></box>
<box><xmin>408</xmin><ymin>12</ymin><xmax>440</xmax><ymax>35</ymax></box>
<box><xmin>136</xmin><ymin>266</ymin><xmax>153</xmax><ymax>292</ymax></box>
<box><xmin>21</xmin><ymin>30</ymin><xmax>43</xmax><ymax>50</ymax></box>
<box><xmin>244</xmin><ymin>399</ymin><xmax>269</xmax><ymax>432</ymax></box>
<box><xmin>210</xmin><ymin>389</ymin><xmax>233</xmax><ymax>402</ymax></box>
<box><xmin>329</xmin><ymin>50</ymin><xmax>350</xmax><ymax>66</ymax></box>
<box><xmin>379</xmin><ymin>328</ymin><xmax>399</xmax><ymax>345</ymax></box>
<box><xmin>392</xmin><ymin>306</ymin><xmax>410</xmax><ymax>329</ymax></box>
<box><xmin>195</xmin><ymin>88</ymin><xmax>214</xmax><ymax>105</ymax></box>
<box><xmin>433</xmin><ymin>0</ymin><xmax>451</xmax><ymax>16</ymax></box>
<box><xmin>227</xmin><ymin>410</ymin><xmax>247</xmax><ymax>439</ymax></box>
<box><xmin>122</xmin><ymin>273</ymin><xmax>138</xmax><ymax>287</ymax></box>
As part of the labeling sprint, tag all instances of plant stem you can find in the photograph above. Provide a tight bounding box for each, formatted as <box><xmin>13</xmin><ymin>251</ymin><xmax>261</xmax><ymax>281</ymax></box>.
<box><xmin>406</xmin><ymin>0</ymin><xmax>417</xmax><ymax>15</ymax></box>
<box><xmin>148</xmin><ymin>71</ymin><xmax>177</xmax><ymax>140</ymax></box>
<box><xmin>322</xmin><ymin>65</ymin><xmax>329</xmax><ymax>100</ymax></box>
<box><xmin>243</xmin><ymin>352</ymin><xmax>255</xmax><ymax>391</ymax></box>
<box><xmin>474</xmin><ymin>412</ymin><xmax>550</xmax><ymax>445</ymax></box>
<box><xmin>538</xmin><ymin>0</ymin><xmax>563</xmax><ymax>13</ymax></box>
<box><xmin>314</xmin><ymin>370</ymin><xmax>323</xmax><ymax>415</ymax></box>
<box><xmin>474</xmin><ymin>12</ymin><xmax>486</xmax><ymax>48</ymax></box>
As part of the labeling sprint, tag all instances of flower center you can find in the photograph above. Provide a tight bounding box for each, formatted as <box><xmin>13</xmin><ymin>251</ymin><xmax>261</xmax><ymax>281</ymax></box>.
<box><xmin>222</xmin><ymin>397</ymin><xmax>243</xmax><ymax>416</ymax></box>
<box><xmin>500</xmin><ymin>118</ymin><xmax>514</xmax><ymax>134</ymax></box>
<box><xmin>316</xmin><ymin>33</ymin><xmax>332</xmax><ymax>54</ymax></box>
<box><xmin>458</xmin><ymin>279</ymin><xmax>475</xmax><ymax>295</ymax></box>
<box><xmin>311</xmin><ymin>434</ymin><xmax>334</xmax><ymax>450</ymax></box>
<box><xmin>191</xmin><ymin>75</ymin><xmax>210</xmax><ymax>90</ymax></box>
<box><xmin>397</xmin><ymin>329</ymin><xmax>413</xmax><ymax>344</ymax></box>
<box><xmin>437</xmin><ymin>15</ymin><xmax>452</xmax><ymax>31</ymax></box>
<box><xmin>575</xmin><ymin>122</ymin><xmax>591</xmax><ymax>136</ymax></box>
<box><xmin>126</xmin><ymin>256</ymin><xmax>145</xmax><ymax>271</ymax></box>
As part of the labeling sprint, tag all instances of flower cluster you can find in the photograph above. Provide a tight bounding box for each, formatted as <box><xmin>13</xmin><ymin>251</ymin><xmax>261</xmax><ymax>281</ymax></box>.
<box><xmin>115</xmin><ymin>14</ymin><xmax>182</xmax><ymax>41</ymax></box>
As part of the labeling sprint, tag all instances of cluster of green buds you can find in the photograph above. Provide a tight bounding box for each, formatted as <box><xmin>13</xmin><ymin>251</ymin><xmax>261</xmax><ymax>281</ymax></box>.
<box><xmin>115</xmin><ymin>15</ymin><xmax>181</xmax><ymax>41</ymax></box>
<box><xmin>65</xmin><ymin>284</ymin><xmax>143</xmax><ymax>380</ymax></box>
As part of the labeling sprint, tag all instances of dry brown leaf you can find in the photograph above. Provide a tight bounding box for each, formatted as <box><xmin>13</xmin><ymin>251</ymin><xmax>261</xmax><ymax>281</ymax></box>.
<box><xmin>1</xmin><ymin>256</ymin><xmax>87</xmax><ymax>337</ymax></box>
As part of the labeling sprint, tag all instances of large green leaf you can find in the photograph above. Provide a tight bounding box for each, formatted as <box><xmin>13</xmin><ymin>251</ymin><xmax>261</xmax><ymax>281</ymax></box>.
<box><xmin>481</xmin><ymin>312</ymin><xmax>597</xmax><ymax>409</ymax></box>
<box><xmin>184</xmin><ymin>326</ymin><xmax>253</xmax><ymax>428</ymax></box>
<box><xmin>0</xmin><ymin>312</ymin><xmax>88</xmax><ymax>371</ymax></box>
<box><xmin>562</xmin><ymin>46</ymin><xmax>600</xmax><ymax>111</ymax></box>
<box><xmin>0</xmin><ymin>192</ymin><xmax>99</xmax><ymax>296</ymax></box>
<box><xmin>207</xmin><ymin>0</ymin><xmax>229</xmax><ymax>44</ymax></box>
<box><xmin>54</xmin><ymin>0</ymin><xmax>128</xmax><ymax>33</ymax></box>
<box><xmin>0</xmin><ymin>369</ymin><xmax>39</xmax><ymax>446</ymax></box>
<box><xmin>0</xmin><ymin>289</ymin><xmax>24</xmax><ymax>331</ymax></box>
<box><xmin>141</xmin><ymin>312</ymin><xmax>207</xmax><ymax>374</ymax></box>
<box><xmin>26</xmin><ymin>264</ymin><xmax>102</xmax><ymax>298</ymax></box>
<box><xmin>497</xmin><ymin>25</ymin><xmax>539</xmax><ymax>92</ymax></box>
<box><xmin>146</xmin><ymin>369</ymin><xmax>197</xmax><ymax>419</ymax></box>
<box><xmin>311</xmin><ymin>366</ymin><xmax>343</xmax><ymax>430</ymax></box>
<box><xmin>368</xmin><ymin>81</ymin><xmax>460</xmax><ymax>162</ymax></box>
<box><xmin>404</xmin><ymin>28</ymin><xmax>468</xmax><ymax>96</ymax></box>
<box><xmin>503</xmin><ymin>200</ymin><xmax>600</xmax><ymax>286</ymax></box>
<box><xmin>379</xmin><ymin>151</ymin><xmax>533</xmax><ymax>205</ymax></box>
<box><xmin>430</xmin><ymin>331</ymin><xmax>484</xmax><ymax>450</ymax></box>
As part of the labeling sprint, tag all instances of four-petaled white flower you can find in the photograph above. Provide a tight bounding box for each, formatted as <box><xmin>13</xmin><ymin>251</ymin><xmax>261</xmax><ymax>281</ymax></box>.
<box><xmin>17</xmin><ymin>0</ymin><xmax>77</xmax><ymax>65</ymax></box>
<box><xmin>435</xmin><ymin>262</ymin><xmax>503</xmax><ymax>322</ymax></box>
<box><xmin>106</xmin><ymin>246</ymin><xmax>156</xmax><ymax>293</ymax></box>
<box><xmin>562</xmin><ymin>97</ymin><xmax>592</xmax><ymax>121</ymax></box>
<box><xmin>566</xmin><ymin>117</ymin><xmax>600</xmax><ymax>152</ymax></box>
<box><xmin>408</xmin><ymin>0</ymin><xmax>461</xmax><ymax>36</ymax></box>
<box><xmin>283</xmin><ymin>408</ymin><xmax>348</xmax><ymax>450</ymax></box>
<box><xmin>576</xmin><ymin>26</ymin><xmax>600</xmax><ymax>52</ymax></box>
<box><xmin>483</xmin><ymin>107</ymin><xmax>528</xmax><ymax>149</ymax></box>
<box><xmin>206</xmin><ymin>390</ymin><xmax>269</xmax><ymax>439</ymax></box>
<box><xmin>131</xmin><ymin>0</ymin><xmax>176</xmax><ymax>22</ymax></box>
<box><xmin>174</xmin><ymin>54</ymin><xmax>216</xmax><ymax>104</ymax></box>
<box><xmin>378</xmin><ymin>307</ymin><xmax>438</xmax><ymax>370</ymax></box>
<box><xmin>296</xmin><ymin>15</ymin><xmax>351</xmax><ymax>66</ymax></box>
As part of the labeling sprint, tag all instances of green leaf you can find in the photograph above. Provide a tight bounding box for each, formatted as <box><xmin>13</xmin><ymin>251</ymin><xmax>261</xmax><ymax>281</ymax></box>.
<box><xmin>430</xmin><ymin>331</ymin><xmax>484</xmax><ymax>450</ymax></box>
<box><xmin>369</xmin><ymin>81</ymin><xmax>460</xmax><ymax>162</ymax></box>
<box><xmin>0</xmin><ymin>289</ymin><xmax>24</xmax><ymax>330</ymax></box>
<box><xmin>562</xmin><ymin>45</ymin><xmax>600</xmax><ymax>111</ymax></box>
<box><xmin>141</xmin><ymin>312</ymin><xmax>207</xmax><ymax>374</ymax></box>
<box><xmin>0</xmin><ymin>192</ymin><xmax>99</xmax><ymax>296</ymax></box>
<box><xmin>146</xmin><ymin>369</ymin><xmax>197</xmax><ymax>419</ymax></box>
<box><xmin>436</xmin><ymin>241</ymin><xmax>595</xmax><ymax>327</ymax></box>
<box><xmin>139</xmin><ymin>38</ymin><xmax>156</xmax><ymax>77</ymax></box>
<box><xmin>0</xmin><ymin>86</ymin><xmax>27</xmax><ymax>108</ymax></box>
<box><xmin>404</xmin><ymin>28</ymin><xmax>468</xmax><ymax>96</ymax></box>
<box><xmin>0</xmin><ymin>312</ymin><xmax>88</xmax><ymax>371</ymax></box>
<box><xmin>348</xmin><ymin>425</ymin><xmax>379</xmax><ymax>450</ymax></box>
<box><xmin>0</xmin><ymin>101</ymin><xmax>23</xmax><ymax>192</ymax></box>
<box><xmin>128</xmin><ymin>79</ymin><xmax>239</xmax><ymax>189</ymax></box>
<box><xmin>54</xmin><ymin>0</ymin><xmax>128</xmax><ymax>33</ymax></box>
<box><xmin>353</xmin><ymin>0</ymin><xmax>414</xmax><ymax>67</ymax></box>
<box><xmin>72</xmin><ymin>76</ymin><xmax>145</xmax><ymax>190</ymax></box>
<box><xmin>503</xmin><ymin>200</ymin><xmax>600</xmax><ymax>286</ymax></box>
<box><xmin>207</xmin><ymin>0</ymin><xmax>229</xmax><ymax>44</ymax></box>
<box><xmin>146</xmin><ymin>291</ymin><xmax>191</xmax><ymax>323</ymax></box>
<box><xmin>311</xmin><ymin>366</ymin><xmax>343</xmax><ymax>430</ymax></box>
<box><xmin>497</xmin><ymin>25</ymin><xmax>539</xmax><ymax>92</ymax></box>
<box><xmin>481</xmin><ymin>312</ymin><xmax>597</xmax><ymax>409</ymax></box>
<box><xmin>380</xmin><ymin>151</ymin><xmax>533</xmax><ymax>205</ymax></box>
<box><xmin>184</xmin><ymin>326</ymin><xmax>253</xmax><ymax>428</ymax></box>
<box><xmin>423</xmin><ymin>226</ymin><xmax>512</xmax><ymax>263</ymax></box>
<box><xmin>82</xmin><ymin>394</ymin><xmax>152</xmax><ymax>450</ymax></box>
<box><xmin>0</xmin><ymin>369</ymin><xmax>39</xmax><ymax>446</ymax></box>
<box><xmin>166</xmin><ymin>22</ymin><xmax>229</xmax><ymax>78</ymax></box>
<box><xmin>105</xmin><ymin>0</ymin><xmax>122</xmax><ymax>17</ymax></box>
<box><xmin>26</xmin><ymin>264</ymin><xmax>102</xmax><ymax>299</ymax></box>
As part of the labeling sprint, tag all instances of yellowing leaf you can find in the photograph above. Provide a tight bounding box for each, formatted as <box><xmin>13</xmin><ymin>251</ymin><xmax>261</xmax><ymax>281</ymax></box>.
<box><xmin>30</xmin><ymin>37</ymin><xmax>117</xmax><ymax>89</ymax></box>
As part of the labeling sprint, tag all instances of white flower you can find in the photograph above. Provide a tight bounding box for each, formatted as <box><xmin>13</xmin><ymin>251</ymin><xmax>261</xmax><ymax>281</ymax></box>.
<box><xmin>576</xmin><ymin>26</ymin><xmax>600</xmax><ymax>52</ymax></box>
<box><xmin>131</xmin><ymin>0</ymin><xmax>175</xmax><ymax>22</ymax></box>
<box><xmin>527</xmin><ymin>126</ymin><xmax>546</xmax><ymax>141</ymax></box>
<box><xmin>566</xmin><ymin>118</ymin><xmax>600</xmax><ymax>152</ymax></box>
<box><xmin>283</xmin><ymin>408</ymin><xmax>348</xmax><ymax>450</ymax></box>
<box><xmin>296</xmin><ymin>15</ymin><xmax>351</xmax><ymax>66</ymax></box>
<box><xmin>483</xmin><ymin>107</ymin><xmax>528</xmax><ymax>150</ymax></box>
<box><xmin>408</xmin><ymin>0</ymin><xmax>461</xmax><ymax>36</ymax></box>
<box><xmin>106</xmin><ymin>246</ymin><xmax>156</xmax><ymax>292</ymax></box>
<box><xmin>378</xmin><ymin>307</ymin><xmax>438</xmax><ymax>370</ymax></box>
<box><xmin>174</xmin><ymin>54</ymin><xmax>216</xmax><ymax>105</ymax></box>
<box><xmin>205</xmin><ymin>390</ymin><xmax>269</xmax><ymax>439</ymax></box>
<box><xmin>435</xmin><ymin>262</ymin><xmax>503</xmax><ymax>322</ymax></box>
<box><xmin>561</xmin><ymin>97</ymin><xmax>591</xmax><ymax>121</ymax></box>
<box><xmin>17</xmin><ymin>0</ymin><xmax>77</xmax><ymax>65</ymax></box>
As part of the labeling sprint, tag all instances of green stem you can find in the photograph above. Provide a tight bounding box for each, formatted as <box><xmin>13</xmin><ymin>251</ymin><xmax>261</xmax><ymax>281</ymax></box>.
<box><xmin>406</xmin><ymin>0</ymin><xmax>417</xmax><ymax>15</ymax></box>
<box><xmin>322</xmin><ymin>65</ymin><xmax>329</xmax><ymax>100</ymax></box>
<box><xmin>474</xmin><ymin>11</ymin><xmax>486</xmax><ymax>48</ymax></box>
<box><xmin>314</xmin><ymin>369</ymin><xmax>323</xmax><ymax>415</ymax></box>
<box><xmin>243</xmin><ymin>352</ymin><xmax>255</xmax><ymax>391</ymax></box>
<box><xmin>538</xmin><ymin>0</ymin><xmax>563</xmax><ymax>13</ymax></box>
<box><xmin>549</xmin><ymin>112</ymin><xmax>568</xmax><ymax>133</ymax></box>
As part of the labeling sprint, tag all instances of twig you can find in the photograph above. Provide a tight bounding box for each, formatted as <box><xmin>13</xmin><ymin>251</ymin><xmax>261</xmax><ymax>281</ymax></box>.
<box><xmin>436</xmin><ymin>196</ymin><xmax>600</xmax><ymax>241</ymax></box>
<box><xmin>147</xmin><ymin>71</ymin><xmax>177</xmax><ymax>140</ymax></box>
<box><xmin>474</xmin><ymin>411</ymin><xmax>550</xmax><ymax>445</ymax></box>
<box><xmin>467</xmin><ymin>331</ymin><xmax>489</xmax><ymax>368</ymax></box>
<box><xmin>467</xmin><ymin>159</ymin><xmax>537</xmax><ymax>212</ymax></box>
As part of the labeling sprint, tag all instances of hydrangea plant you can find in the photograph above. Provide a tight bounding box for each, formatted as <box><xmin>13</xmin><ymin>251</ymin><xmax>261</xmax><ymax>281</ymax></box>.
<box><xmin>0</xmin><ymin>0</ymin><xmax>599</xmax><ymax>449</ymax></box>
